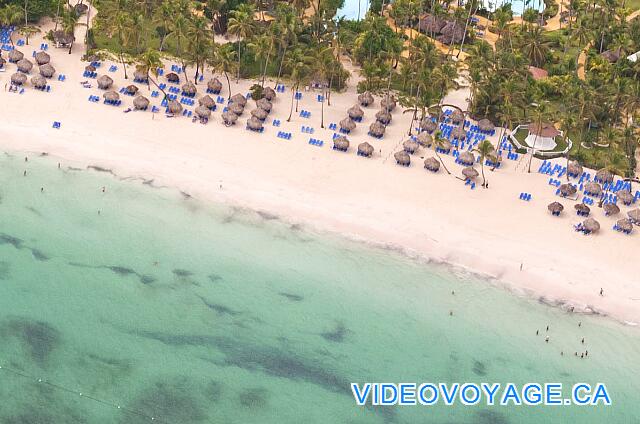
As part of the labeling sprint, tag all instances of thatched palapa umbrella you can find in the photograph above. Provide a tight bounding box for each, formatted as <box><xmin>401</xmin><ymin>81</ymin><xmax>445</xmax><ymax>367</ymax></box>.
<box><xmin>358</xmin><ymin>91</ymin><xmax>374</xmax><ymax>107</ymax></box>
<box><xmin>567</xmin><ymin>161</ymin><xmax>583</xmax><ymax>177</ymax></box>
<box><xmin>584</xmin><ymin>182</ymin><xmax>602</xmax><ymax>196</ymax></box>
<box><xmin>167</xmin><ymin>100</ymin><xmax>183</xmax><ymax>114</ymax></box>
<box><xmin>394</xmin><ymin>151</ymin><xmax>410</xmax><ymax>166</ymax></box>
<box><xmin>199</xmin><ymin>95</ymin><xmax>215</xmax><ymax>109</ymax></box>
<box><xmin>10</xmin><ymin>73</ymin><xmax>26</xmax><ymax>85</ymax></box>
<box><xmin>559</xmin><ymin>183</ymin><xmax>577</xmax><ymax>197</ymax></box>
<box><xmin>222</xmin><ymin>111</ymin><xmax>238</xmax><ymax>126</ymax></box>
<box><xmin>376</xmin><ymin>110</ymin><xmax>392</xmax><ymax>125</ymax></box>
<box><xmin>103</xmin><ymin>90</ymin><xmax>120</xmax><ymax>103</ymax></box>
<box><xmin>547</xmin><ymin>201</ymin><xmax>564</xmax><ymax>215</ymax></box>
<box><xmin>477</xmin><ymin>118</ymin><xmax>494</xmax><ymax>132</ymax></box>
<box><xmin>208</xmin><ymin>77</ymin><xmax>223</xmax><ymax>93</ymax></box>
<box><xmin>31</xmin><ymin>75</ymin><xmax>46</xmax><ymax>89</ymax></box>
<box><xmin>358</xmin><ymin>142</ymin><xmax>374</xmax><ymax>157</ymax></box>
<box><xmin>574</xmin><ymin>203</ymin><xmax>590</xmax><ymax>216</ymax></box>
<box><xmin>256</xmin><ymin>97</ymin><xmax>272</xmax><ymax>112</ymax></box>
<box><xmin>339</xmin><ymin>117</ymin><xmax>356</xmax><ymax>132</ymax></box>
<box><xmin>439</xmin><ymin>139</ymin><xmax>452</xmax><ymax>152</ymax></box>
<box><xmin>182</xmin><ymin>82</ymin><xmax>197</xmax><ymax>96</ymax></box>
<box><xmin>251</xmin><ymin>107</ymin><xmax>268</xmax><ymax>120</ymax></box>
<box><xmin>421</xmin><ymin>119</ymin><xmax>438</xmax><ymax>133</ymax></box>
<box><xmin>595</xmin><ymin>169</ymin><xmax>613</xmax><ymax>183</ymax></box>
<box><xmin>348</xmin><ymin>105</ymin><xmax>364</xmax><ymax>120</ymax></box>
<box><xmin>451</xmin><ymin>126</ymin><xmax>467</xmax><ymax>140</ymax></box>
<box><xmin>582</xmin><ymin>217</ymin><xmax>600</xmax><ymax>233</ymax></box>
<box><xmin>34</xmin><ymin>51</ymin><xmax>50</xmax><ymax>66</ymax></box>
<box><xmin>133</xmin><ymin>95</ymin><xmax>149</xmax><ymax>110</ymax></box>
<box><xmin>450</xmin><ymin>109</ymin><xmax>464</xmax><ymax>124</ymax></box>
<box><xmin>628</xmin><ymin>208</ymin><xmax>640</xmax><ymax>224</ymax></box>
<box><xmin>333</xmin><ymin>136</ymin><xmax>349</xmax><ymax>152</ymax></box>
<box><xmin>247</xmin><ymin>116</ymin><xmax>263</xmax><ymax>131</ymax></box>
<box><xmin>125</xmin><ymin>84</ymin><xmax>139</xmax><ymax>95</ymax></box>
<box><xmin>416</xmin><ymin>131</ymin><xmax>433</xmax><ymax>147</ymax></box>
<box><xmin>616</xmin><ymin>218</ymin><xmax>633</xmax><ymax>233</ymax></box>
<box><xmin>195</xmin><ymin>105</ymin><xmax>211</xmax><ymax>119</ymax></box>
<box><xmin>369</xmin><ymin>121</ymin><xmax>385</xmax><ymax>138</ymax></box>
<box><xmin>424</xmin><ymin>157</ymin><xmax>440</xmax><ymax>172</ymax></box>
<box><xmin>8</xmin><ymin>49</ymin><xmax>23</xmax><ymax>63</ymax></box>
<box><xmin>263</xmin><ymin>86</ymin><xmax>276</xmax><ymax>101</ymax></box>
<box><xmin>133</xmin><ymin>70</ymin><xmax>148</xmax><ymax>82</ymax></box>
<box><xmin>603</xmin><ymin>203</ymin><xmax>620</xmax><ymax>216</ymax></box>
<box><xmin>462</xmin><ymin>166</ymin><xmax>479</xmax><ymax>179</ymax></box>
<box><xmin>166</xmin><ymin>72</ymin><xmax>180</xmax><ymax>83</ymax></box>
<box><xmin>458</xmin><ymin>151</ymin><xmax>475</xmax><ymax>165</ymax></box>
<box><xmin>230</xmin><ymin>102</ymin><xmax>244</xmax><ymax>115</ymax></box>
<box><xmin>616</xmin><ymin>189</ymin><xmax>634</xmax><ymax>205</ymax></box>
<box><xmin>97</xmin><ymin>75</ymin><xmax>113</xmax><ymax>89</ymax></box>
<box><xmin>17</xmin><ymin>59</ymin><xmax>33</xmax><ymax>73</ymax></box>
<box><xmin>381</xmin><ymin>95</ymin><xmax>396</xmax><ymax>111</ymax></box>
<box><xmin>39</xmin><ymin>64</ymin><xmax>55</xmax><ymax>78</ymax></box>
<box><xmin>403</xmin><ymin>139</ymin><xmax>419</xmax><ymax>154</ymax></box>
<box><xmin>85</xmin><ymin>64</ymin><xmax>96</xmax><ymax>72</ymax></box>
<box><xmin>230</xmin><ymin>93</ymin><xmax>247</xmax><ymax>107</ymax></box>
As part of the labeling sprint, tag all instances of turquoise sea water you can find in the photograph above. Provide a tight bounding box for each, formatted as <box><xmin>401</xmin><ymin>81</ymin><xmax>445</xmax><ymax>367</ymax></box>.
<box><xmin>1</xmin><ymin>152</ymin><xmax>639</xmax><ymax>423</ymax></box>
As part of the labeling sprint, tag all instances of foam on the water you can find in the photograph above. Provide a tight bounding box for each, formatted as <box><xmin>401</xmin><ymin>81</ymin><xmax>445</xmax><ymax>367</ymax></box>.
<box><xmin>0</xmin><ymin>152</ymin><xmax>639</xmax><ymax>423</ymax></box>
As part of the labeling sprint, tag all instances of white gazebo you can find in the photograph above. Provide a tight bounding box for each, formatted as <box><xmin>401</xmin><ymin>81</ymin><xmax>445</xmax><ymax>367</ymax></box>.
<box><xmin>525</xmin><ymin>122</ymin><xmax>561</xmax><ymax>151</ymax></box>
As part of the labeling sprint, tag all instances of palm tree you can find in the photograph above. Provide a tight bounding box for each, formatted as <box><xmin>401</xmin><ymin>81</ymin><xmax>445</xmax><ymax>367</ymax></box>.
<box><xmin>274</xmin><ymin>4</ymin><xmax>298</xmax><ymax>88</ymax></box>
<box><xmin>18</xmin><ymin>25</ymin><xmax>39</xmax><ymax>45</ymax></box>
<box><xmin>474</xmin><ymin>139</ymin><xmax>494</xmax><ymax>187</ymax></box>
<box><xmin>248</xmin><ymin>32</ymin><xmax>275</xmax><ymax>87</ymax></box>
<box><xmin>227</xmin><ymin>4</ymin><xmax>255</xmax><ymax>83</ymax></box>
<box><xmin>155</xmin><ymin>1</ymin><xmax>174</xmax><ymax>51</ymax></box>
<box><xmin>211</xmin><ymin>43</ymin><xmax>237</xmax><ymax>99</ymax></box>
<box><xmin>110</xmin><ymin>12</ymin><xmax>132</xmax><ymax>78</ymax></box>
<box><xmin>522</xmin><ymin>26</ymin><xmax>548</xmax><ymax>67</ymax></box>
<box><xmin>527</xmin><ymin>102</ymin><xmax>549</xmax><ymax>173</ymax></box>
<box><xmin>432</xmin><ymin>131</ymin><xmax>452</xmax><ymax>175</ymax></box>
<box><xmin>61</xmin><ymin>9</ymin><xmax>79</xmax><ymax>54</ymax></box>
<box><xmin>170</xmin><ymin>14</ymin><xmax>190</xmax><ymax>81</ymax></box>
<box><xmin>138</xmin><ymin>49</ymin><xmax>166</xmax><ymax>97</ymax></box>
<box><xmin>187</xmin><ymin>16</ymin><xmax>211</xmax><ymax>83</ymax></box>
<box><xmin>284</xmin><ymin>48</ymin><xmax>312</xmax><ymax>121</ymax></box>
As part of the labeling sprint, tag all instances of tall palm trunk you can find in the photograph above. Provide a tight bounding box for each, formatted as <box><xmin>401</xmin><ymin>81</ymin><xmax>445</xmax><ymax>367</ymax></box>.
<box><xmin>287</xmin><ymin>84</ymin><xmax>297</xmax><ymax>121</ymax></box>
<box><xmin>236</xmin><ymin>39</ymin><xmax>241</xmax><ymax>83</ymax></box>
<box><xmin>224</xmin><ymin>71</ymin><xmax>231</xmax><ymax>99</ymax></box>
<box><xmin>261</xmin><ymin>41</ymin><xmax>273</xmax><ymax>88</ymax></box>
<box><xmin>275</xmin><ymin>43</ymin><xmax>288</xmax><ymax>89</ymax></box>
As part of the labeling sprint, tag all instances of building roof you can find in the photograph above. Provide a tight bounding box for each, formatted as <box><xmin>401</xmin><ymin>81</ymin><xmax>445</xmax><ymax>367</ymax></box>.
<box><xmin>528</xmin><ymin>122</ymin><xmax>560</xmax><ymax>138</ymax></box>
<box><xmin>528</xmin><ymin>66</ymin><xmax>548</xmax><ymax>80</ymax></box>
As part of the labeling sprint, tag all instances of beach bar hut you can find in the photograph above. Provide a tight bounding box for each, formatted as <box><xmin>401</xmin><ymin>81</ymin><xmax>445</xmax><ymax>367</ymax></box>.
<box><xmin>8</xmin><ymin>49</ymin><xmax>23</xmax><ymax>63</ymax></box>
<box><xmin>97</xmin><ymin>75</ymin><xmax>113</xmax><ymax>90</ymax></box>
<box><xmin>333</xmin><ymin>136</ymin><xmax>349</xmax><ymax>152</ymax></box>
<box><xmin>339</xmin><ymin>117</ymin><xmax>356</xmax><ymax>133</ymax></box>
<box><xmin>17</xmin><ymin>59</ymin><xmax>33</xmax><ymax>73</ymax></box>
<box><xmin>357</xmin><ymin>142</ymin><xmax>374</xmax><ymax>157</ymax></box>
<box><xmin>348</xmin><ymin>105</ymin><xmax>364</xmax><ymax>121</ymax></box>
<box><xmin>394</xmin><ymin>151</ymin><xmax>410</xmax><ymax>167</ymax></box>
<box><xmin>547</xmin><ymin>201</ymin><xmax>564</xmax><ymax>216</ymax></box>
<box><xmin>133</xmin><ymin>95</ymin><xmax>149</xmax><ymax>110</ymax></box>
<box><xmin>358</xmin><ymin>91</ymin><xmax>374</xmax><ymax>107</ymax></box>
<box><xmin>10</xmin><ymin>73</ymin><xmax>27</xmax><ymax>85</ymax></box>
<box><xmin>403</xmin><ymin>139</ymin><xmax>419</xmax><ymax>154</ymax></box>
<box><xmin>222</xmin><ymin>111</ymin><xmax>238</xmax><ymax>126</ymax></box>
<box><xmin>39</xmin><ymin>64</ymin><xmax>55</xmax><ymax>78</ymax></box>
<box><xmin>34</xmin><ymin>51</ymin><xmax>50</xmax><ymax>65</ymax></box>
<box><xmin>424</xmin><ymin>157</ymin><xmax>440</xmax><ymax>172</ymax></box>
<box><xmin>207</xmin><ymin>78</ymin><xmax>223</xmax><ymax>94</ymax></box>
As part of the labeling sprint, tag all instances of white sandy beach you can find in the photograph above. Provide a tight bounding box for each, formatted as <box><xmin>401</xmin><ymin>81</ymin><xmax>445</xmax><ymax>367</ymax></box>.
<box><xmin>1</xmin><ymin>18</ymin><xmax>638</xmax><ymax>326</ymax></box>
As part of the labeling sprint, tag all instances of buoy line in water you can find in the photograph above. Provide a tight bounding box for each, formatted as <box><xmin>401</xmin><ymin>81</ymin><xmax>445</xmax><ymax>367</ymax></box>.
<box><xmin>0</xmin><ymin>363</ymin><xmax>170</xmax><ymax>423</ymax></box>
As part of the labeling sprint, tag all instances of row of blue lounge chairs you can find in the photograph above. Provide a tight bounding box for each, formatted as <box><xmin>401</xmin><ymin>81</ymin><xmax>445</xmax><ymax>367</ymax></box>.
<box><xmin>519</xmin><ymin>193</ymin><xmax>532</xmax><ymax>201</ymax></box>
<box><xmin>308</xmin><ymin>138</ymin><xmax>323</xmax><ymax>147</ymax></box>
<box><xmin>277</xmin><ymin>131</ymin><xmax>292</xmax><ymax>140</ymax></box>
<box><xmin>301</xmin><ymin>126</ymin><xmax>314</xmax><ymax>134</ymax></box>
<box><xmin>299</xmin><ymin>110</ymin><xmax>311</xmax><ymax>118</ymax></box>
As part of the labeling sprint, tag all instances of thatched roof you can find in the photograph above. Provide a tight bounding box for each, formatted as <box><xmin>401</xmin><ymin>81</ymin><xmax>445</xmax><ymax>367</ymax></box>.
<box><xmin>340</xmin><ymin>117</ymin><xmax>356</xmax><ymax>131</ymax></box>
<box><xmin>418</xmin><ymin>14</ymin><xmax>446</xmax><ymax>34</ymax></box>
<box><xmin>424</xmin><ymin>157</ymin><xmax>440</xmax><ymax>172</ymax></box>
<box><xmin>182</xmin><ymin>82</ymin><xmax>197</xmax><ymax>95</ymax></box>
<box><xmin>10</xmin><ymin>73</ymin><xmax>26</xmax><ymax>85</ymax></box>
<box><xmin>251</xmin><ymin>107</ymin><xmax>268</xmax><ymax>120</ymax></box>
<box><xmin>263</xmin><ymin>86</ymin><xmax>276</xmax><ymax>101</ymax></box>
<box><xmin>199</xmin><ymin>95</ymin><xmax>215</xmax><ymax>109</ymax></box>
<box><xmin>247</xmin><ymin>116</ymin><xmax>263</xmax><ymax>131</ymax></box>
<box><xmin>358</xmin><ymin>142</ymin><xmax>374</xmax><ymax>157</ymax></box>
<box><xmin>166</xmin><ymin>72</ymin><xmax>180</xmax><ymax>83</ymax></box>
<box><xmin>629</xmin><ymin>208</ymin><xmax>640</xmax><ymax>224</ymax></box>
<box><xmin>574</xmin><ymin>203</ymin><xmax>590</xmax><ymax>215</ymax></box>
<box><xmin>403</xmin><ymin>139</ymin><xmax>419</xmax><ymax>154</ymax></box>
<box><xmin>439</xmin><ymin>139</ymin><xmax>452</xmax><ymax>151</ymax></box>
<box><xmin>97</xmin><ymin>75</ymin><xmax>113</xmax><ymax>89</ymax></box>
<box><xmin>230</xmin><ymin>102</ymin><xmax>244</xmax><ymax>115</ymax></box>
<box><xmin>17</xmin><ymin>59</ymin><xmax>33</xmax><ymax>73</ymax></box>
<box><xmin>167</xmin><ymin>100</ymin><xmax>182</xmax><ymax>114</ymax></box>
<box><xmin>477</xmin><ymin>118</ymin><xmax>494</xmax><ymax>132</ymax></box>
<box><xmin>548</xmin><ymin>201</ymin><xmax>564</xmax><ymax>214</ymax></box>
<box><xmin>103</xmin><ymin>90</ymin><xmax>119</xmax><ymax>102</ymax></box>
<box><xmin>559</xmin><ymin>183</ymin><xmax>577</xmax><ymax>197</ymax></box>
<box><xmin>459</xmin><ymin>151</ymin><xmax>475</xmax><ymax>165</ymax></box>
<box><xmin>376</xmin><ymin>110</ymin><xmax>392</xmax><ymax>125</ymax></box>
<box><xmin>381</xmin><ymin>95</ymin><xmax>396</xmax><ymax>112</ymax></box>
<box><xmin>450</xmin><ymin>109</ymin><xmax>464</xmax><ymax>124</ymax></box>
<box><xmin>8</xmin><ymin>49</ymin><xmax>23</xmax><ymax>62</ymax></box>
<box><xmin>567</xmin><ymin>160</ymin><xmax>583</xmax><ymax>176</ymax></box>
<box><xmin>85</xmin><ymin>64</ymin><xmax>96</xmax><ymax>72</ymax></box>
<box><xmin>222</xmin><ymin>111</ymin><xmax>238</xmax><ymax>125</ymax></box>
<box><xmin>462</xmin><ymin>166</ymin><xmax>479</xmax><ymax>179</ymax></box>
<box><xmin>230</xmin><ymin>93</ymin><xmax>247</xmax><ymax>106</ymax></box>
<box><xmin>616</xmin><ymin>218</ymin><xmax>633</xmax><ymax>232</ymax></box>
<box><xmin>369</xmin><ymin>121</ymin><xmax>385</xmax><ymax>137</ymax></box>
<box><xmin>529</xmin><ymin>122</ymin><xmax>560</xmax><ymax>138</ymax></box>
<box><xmin>34</xmin><ymin>51</ymin><xmax>50</xmax><ymax>65</ymax></box>
<box><xmin>31</xmin><ymin>75</ymin><xmax>46</xmax><ymax>88</ymax></box>
<box><xmin>52</xmin><ymin>30</ymin><xmax>74</xmax><ymax>45</ymax></box>
<box><xmin>125</xmin><ymin>84</ymin><xmax>139</xmax><ymax>95</ymax></box>
<box><xmin>584</xmin><ymin>182</ymin><xmax>602</xmax><ymax>196</ymax></box>
<box><xmin>256</xmin><ymin>97</ymin><xmax>272</xmax><ymax>112</ymax></box>
<box><xmin>394</xmin><ymin>151</ymin><xmax>410</xmax><ymax>166</ymax></box>
<box><xmin>348</xmin><ymin>104</ymin><xmax>364</xmax><ymax>120</ymax></box>
<box><xmin>616</xmin><ymin>189</ymin><xmax>634</xmax><ymax>205</ymax></box>
<box><xmin>39</xmin><ymin>64</ymin><xmax>55</xmax><ymax>78</ymax></box>
<box><xmin>358</xmin><ymin>91</ymin><xmax>374</xmax><ymax>107</ymax></box>
<box><xmin>134</xmin><ymin>70</ymin><xmax>148</xmax><ymax>82</ymax></box>
<box><xmin>208</xmin><ymin>78</ymin><xmax>222</xmax><ymax>92</ymax></box>
<box><xmin>333</xmin><ymin>136</ymin><xmax>349</xmax><ymax>151</ymax></box>
<box><xmin>195</xmin><ymin>105</ymin><xmax>211</xmax><ymax>119</ymax></box>
<box><xmin>451</xmin><ymin>126</ymin><xmax>467</xmax><ymax>140</ymax></box>
<box><xmin>438</xmin><ymin>21</ymin><xmax>466</xmax><ymax>45</ymax></box>
<box><xmin>603</xmin><ymin>203</ymin><xmax>620</xmax><ymax>216</ymax></box>
<box><xmin>416</xmin><ymin>131</ymin><xmax>433</xmax><ymax>147</ymax></box>
<box><xmin>133</xmin><ymin>95</ymin><xmax>149</xmax><ymax>110</ymax></box>
<box><xmin>421</xmin><ymin>119</ymin><xmax>438</xmax><ymax>133</ymax></box>
<box><xmin>583</xmin><ymin>217</ymin><xmax>600</xmax><ymax>233</ymax></box>
<box><xmin>595</xmin><ymin>169</ymin><xmax>613</xmax><ymax>183</ymax></box>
